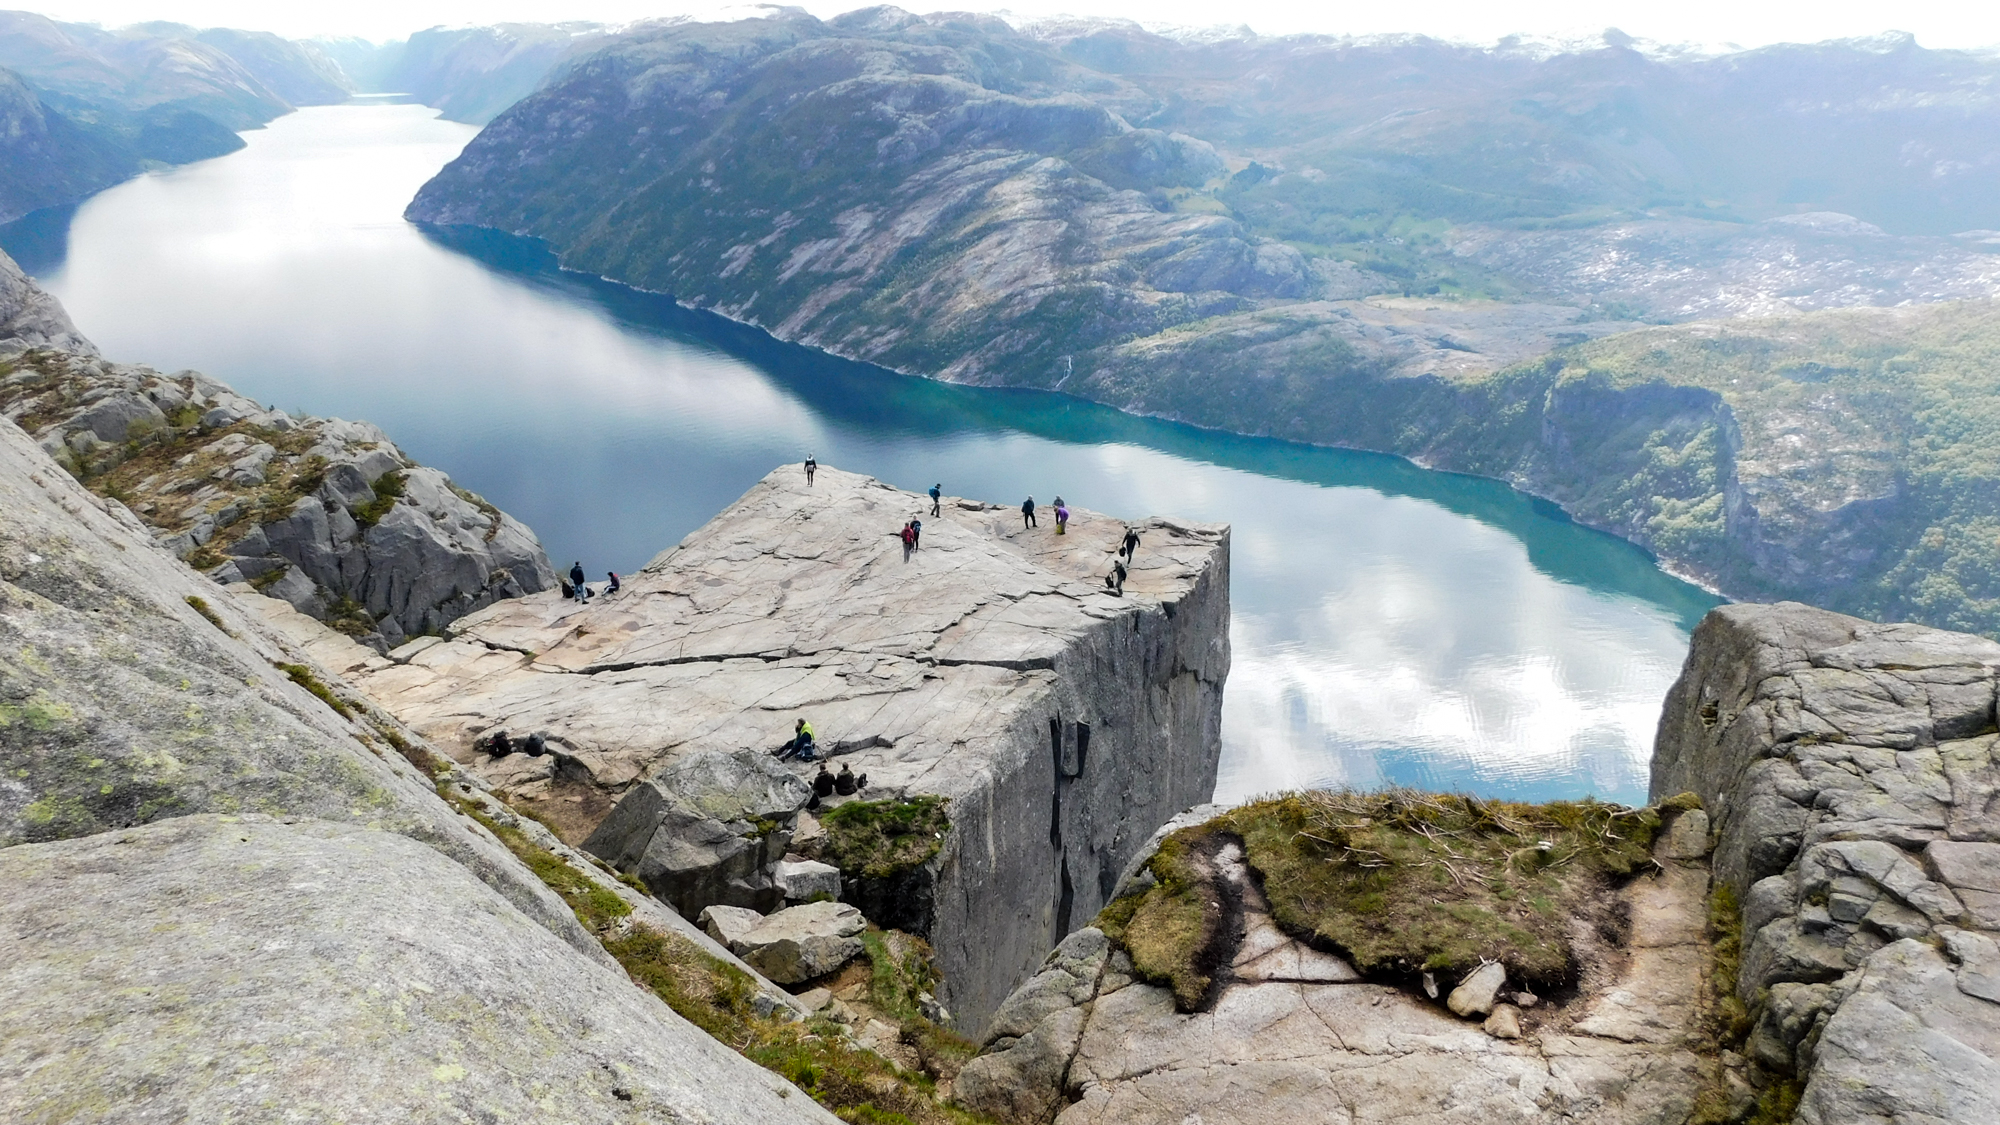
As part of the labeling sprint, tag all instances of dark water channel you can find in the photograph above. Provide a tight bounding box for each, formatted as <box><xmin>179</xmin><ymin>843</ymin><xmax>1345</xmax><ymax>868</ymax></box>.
<box><xmin>6</xmin><ymin>104</ymin><xmax>1721</xmax><ymax>805</ymax></box>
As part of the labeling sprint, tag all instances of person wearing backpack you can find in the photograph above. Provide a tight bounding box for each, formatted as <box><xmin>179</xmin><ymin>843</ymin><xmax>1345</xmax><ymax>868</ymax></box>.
<box><xmin>929</xmin><ymin>483</ymin><xmax>942</xmax><ymax>516</ymax></box>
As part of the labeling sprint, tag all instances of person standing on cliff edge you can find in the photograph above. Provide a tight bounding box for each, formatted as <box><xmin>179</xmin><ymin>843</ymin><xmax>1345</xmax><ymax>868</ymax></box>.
<box><xmin>568</xmin><ymin>561</ymin><xmax>589</xmax><ymax>603</ymax></box>
<box><xmin>1022</xmin><ymin>496</ymin><xmax>1037</xmax><ymax>529</ymax></box>
<box><xmin>1121</xmin><ymin>526</ymin><xmax>1142</xmax><ymax>561</ymax></box>
<box><xmin>804</xmin><ymin>455</ymin><xmax>817</xmax><ymax>485</ymax></box>
<box><xmin>929</xmin><ymin>483</ymin><xmax>941</xmax><ymax>517</ymax></box>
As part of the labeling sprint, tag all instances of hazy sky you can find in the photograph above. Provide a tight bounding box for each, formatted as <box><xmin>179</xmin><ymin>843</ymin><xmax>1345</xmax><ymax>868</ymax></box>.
<box><xmin>18</xmin><ymin>0</ymin><xmax>2000</xmax><ymax>50</ymax></box>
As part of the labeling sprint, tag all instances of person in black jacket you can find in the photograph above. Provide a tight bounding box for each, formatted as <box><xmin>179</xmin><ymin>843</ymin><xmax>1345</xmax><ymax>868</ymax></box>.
<box><xmin>1022</xmin><ymin>496</ymin><xmax>1036</xmax><ymax>529</ymax></box>
<box><xmin>568</xmin><ymin>561</ymin><xmax>589</xmax><ymax>603</ymax></box>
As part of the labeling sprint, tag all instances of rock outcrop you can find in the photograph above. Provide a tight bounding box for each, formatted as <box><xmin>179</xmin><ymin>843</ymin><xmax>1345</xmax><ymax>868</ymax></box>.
<box><xmin>0</xmin><ymin>345</ymin><xmax>555</xmax><ymax>647</ymax></box>
<box><xmin>1652</xmin><ymin>601</ymin><xmax>2000</xmax><ymax>1122</ymax></box>
<box><xmin>0</xmin><ymin>392</ymin><xmax>837</xmax><ymax>1123</ymax></box>
<box><xmin>347</xmin><ymin>465</ymin><xmax>1230</xmax><ymax>1031</ymax></box>
<box><xmin>0</xmin><ymin>249</ymin><xmax>93</xmax><ymax>356</ymax></box>
<box><xmin>957</xmin><ymin>805</ymin><xmax>1718</xmax><ymax>1125</ymax></box>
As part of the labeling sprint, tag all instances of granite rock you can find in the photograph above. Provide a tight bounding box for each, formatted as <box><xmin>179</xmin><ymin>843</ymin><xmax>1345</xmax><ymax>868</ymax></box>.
<box><xmin>1652</xmin><ymin>600</ymin><xmax>2000</xmax><ymax>1115</ymax></box>
<box><xmin>723</xmin><ymin>901</ymin><xmax>868</xmax><ymax>985</ymax></box>
<box><xmin>0</xmin><ymin>248</ymin><xmax>93</xmax><ymax>356</ymax></box>
<box><xmin>349</xmin><ymin>464</ymin><xmax>1229</xmax><ymax>1032</ymax></box>
<box><xmin>0</xmin><ymin>815</ymin><xmax>837</xmax><ymax>1125</ymax></box>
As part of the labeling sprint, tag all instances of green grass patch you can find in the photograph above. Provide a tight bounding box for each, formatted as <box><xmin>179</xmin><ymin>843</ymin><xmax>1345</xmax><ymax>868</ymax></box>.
<box><xmin>350</xmin><ymin>469</ymin><xmax>407</xmax><ymax>528</ymax></box>
<box><xmin>274</xmin><ymin>662</ymin><xmax>351</xmax><ymax>720</ymax></box>
<box><xmin>817</xmin><ymin>797</ymin><xmax>950</xmax><ymax>880</ymax></box>
<box><xmin>1094</xmin><ymin>825</ymin><xmax>1234</xmax><ymax>1009</ymax></box>
<box><xmin>183</xmin><ymin>595</ymin><xmax>232</xmax><ymax>635</ymax></box>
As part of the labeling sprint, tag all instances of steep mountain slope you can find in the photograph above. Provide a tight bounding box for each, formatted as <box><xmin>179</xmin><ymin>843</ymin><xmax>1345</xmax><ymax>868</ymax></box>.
<box><xmin>389</xmin><ymin>22</ymin><xmax>612</xmax><ymax>123</ymax></box>
<box><xmin>0</xmin><ymin>12</ymin><xmax>355</xmax><ymax>222</ymax></box>
<box><xmin>406</xmin><ymin>9</ymin><xmax>2000</xmax><ymax>635</ymax></box>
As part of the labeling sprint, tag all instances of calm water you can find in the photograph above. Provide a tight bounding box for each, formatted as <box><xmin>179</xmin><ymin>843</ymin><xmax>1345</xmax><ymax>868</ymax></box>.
<box><xmin>9</xmin><ymin>104</ymin><xmax>1721</xmax><ymax>806</ymax></box>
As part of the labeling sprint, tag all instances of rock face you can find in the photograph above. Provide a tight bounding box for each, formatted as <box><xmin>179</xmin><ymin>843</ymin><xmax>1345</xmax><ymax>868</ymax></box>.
<box><xmin>348</xmin><ymin>465</ymin><xmax>1230</xmax><ymax>1031</ymax></box>
<box><xmin>584</xmin><ymin>748</ymin><xmax>813</xmax><ymax>916</ymax></box>
<box><xmin>0</xmin><ymin>249</ymin><xmax>93</xmax><ymax>356</ymax></box>
<box><xmin>957</xmin><ymin>812</ymin><xmax>1717</xmax><ymax>1125</ymax></box>
<box><xmin>702</xmin><ymin>900</ymin><xmax>869</xmax><ymax>985</ymax></box>
<box><xmin>0</xmin><ymin>384</ymin><xmax>836</xmax><ymax>1122</ymax></box>
<box><xmin>1652</xmin><ymin>601</ymin><xmax>2000</xmax><ymax>1121</ymax></box>
<box><xmin>0</xmin><ymin>347</ymin><xmax>555</xmax><ymax>647</ymax></box>
<box><xmin>1</xmin><ymin>815</ymin><xmax>832</xmax><ymax>1124</ymax></box>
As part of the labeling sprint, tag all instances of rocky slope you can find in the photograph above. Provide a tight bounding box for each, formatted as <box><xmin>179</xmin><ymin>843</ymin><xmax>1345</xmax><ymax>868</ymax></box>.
<box><xmin>1653</xmin><ymin>602</ymin><xmax>2000</xmax><ymax>1123</ymax></box>
<box><xmin>405</xmin><ymin>9</ymin><xmax>2000</xmax><ymax>638</ymax></box>
<box><xmin>0</xmin><ymin>13</ymin><xmax>354</xmax><ymax>223</ymax></box>
<box><xmin>388</xmin><ymin>22</ymin><xmax>615</xmax><ymax>123</ymax></box>
<box><xmin>341</xmin><ymin>464</ymin><xmax>1230</xmax><ymax>1031</ymax></box>
<box><xmin>0</xmin><ymin>249</ymin><xmax>553</xmax><ymax>647</ymax></box>
<box><xmin>0</xmin><ymin>387</ymin><xmax>840</xmax><ymax>1123</ymax></box>
<box><xmin>960</xmin><ymin>599</ymin><xmax>2000</xmax><ymax>1124</ymax></box>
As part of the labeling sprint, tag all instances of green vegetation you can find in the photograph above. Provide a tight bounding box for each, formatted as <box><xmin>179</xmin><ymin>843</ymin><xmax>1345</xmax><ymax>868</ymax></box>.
<box><xmin>1557</xmin><ymin>300</ymin><xmax>2000</xmax><ymax>635</ymax></box>
<box><xmin>350</xmin><ymin>469</ymin><xmax>407</xmax><ymax>528</ymax></box>
<box><xmin>816</xmin><ymin>797</ymin><xmax>950</xmax><ymax>880</ymax></box>
<box><xmin>274</xmin><ymin>662</ymin><xmax>352</xmax><ymax>720</ymax></box>
<box><xmin>451</xmin><ymin>785</ymin><xmax>991</xmax><ymax>1125</ymax></box>
<box><xmin>182</xmin><ymin>595</ymin><xmax>231</xmax><ymax>634</ymax></box>
<box><xmin>1688</xmin><ymin>884</ymin><xmax>1804</xmax><ymax>1125</ymax></box>
<box><xmin>1100</xmin><ymin>790</ymin><xmax>1667</xmax><ymax>1007</ymax></box>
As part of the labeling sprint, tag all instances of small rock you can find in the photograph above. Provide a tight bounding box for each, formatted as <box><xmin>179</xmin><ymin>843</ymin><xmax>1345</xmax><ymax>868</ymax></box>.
<box><xmin>794</xmin><ymin>987</ymin><xmax>834</xmax><ymax>1012</ymax></box>
<box><xmin>1421</xmin><ymin>971</ymin><xmax>1438</xmax><ymax>999</ymax></box>
<box><xmin>857</xmin><ymin>1018</ymin><xmax>899</xmax><ymax>1051</ymax></box>
<box><xmin>825</xmin><ymin>998</ymin><xmax>857</xmax><ymax>1024</ymax></box>
<box><xmin>1658</xmin><ymin>808</ymin><xmax>1711</xmax><ymax>859</ymax></box>
<box><xmin>1512</xmin><ymin>990</ymin><xmax>1539</xmax><ymax>1009</ymax></box>
<box><xmin>699</xmin><ymin>904</ymin><xmax>765</xmax><ymax>948</ymax></box>
<box><xmin>1483</xmin><ymin>1003</ymin><xmax>1522</xmax><ymax>1039</ymax></box>
<box><xmin>1447</xmin><ymin>961</ymin><xmax>1507</xmax><ymax>1018</ymax></box>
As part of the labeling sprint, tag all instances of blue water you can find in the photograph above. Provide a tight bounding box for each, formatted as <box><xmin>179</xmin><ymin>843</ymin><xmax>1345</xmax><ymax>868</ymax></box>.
<box><xmin>7</xmin><ymin>103</ymin><xmax>1722</xmax><ymax>805</ymax></box>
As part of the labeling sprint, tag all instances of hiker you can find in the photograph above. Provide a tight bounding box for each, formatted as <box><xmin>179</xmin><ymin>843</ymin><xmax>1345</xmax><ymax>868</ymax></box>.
<box><xmin>929</xmin><ymin>483</ymin><xmax>941</xmax><ymax>517</ymax></box>
<box><xmin>910</xmin><ymin>518</ymin><xmax>922</xmax><ymax>549</ymax></box>
<box><xmin>776</xmin><ymin>718</ymin><xmax>816</xmax><ymax>761</ymax></box>
<box><xmin>900</xmin><ymin>520</ymin><xmax>915</xmax><ymax>559</ymax></box>
<box><xmin>1022</xmin><ymin>496</ymin><xmax>1036</xmax><ymax>529</ymax></box>
<box><xmin>834</xmin><ymin>764</ymin><xmax>859</xmax><ymax>795</ymax></box>
<box><xmin>1105</xmin><ymin>558</ymin><xmax>1128</xmax><ymax>596</ymax></box>
<box><xmin>1121</xmin><ymin>526</ymin><xmax>1142</xmax><ymax>561</ymax></box>
<box><xmin>1054</xmin><ymin>501</ymin><xmax>1069</xmax><ymax>535</ymax></box>
<box><xmin>813</xmin><ymin>764</ymin><xmax>837</xmax><ymax>798</ymax></box>
<box><xmin>805</xmin><ymin>455</ymin><xmax>817</xmax><ymax>484</ymax></box>
<box><xmin>483</xmin><ymin>729</ymin><xmax>513</xmax><ymax>757</ymax></box>
<box><xmin>605</xmin><ymin>571</ymin><xmax>621</xmax><ymax>595</ymax></box>
<box><xmin>569</xmin><ymin>561</ymin><xmax>589</xmax><ymax>603</ymax></box>
<box><xmin>523</xmin><ymin>731</ymin><xmax>548</xmax><ymax>757</ymax></box>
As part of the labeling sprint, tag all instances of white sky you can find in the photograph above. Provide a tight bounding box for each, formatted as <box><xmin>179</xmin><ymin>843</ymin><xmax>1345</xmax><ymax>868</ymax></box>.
<box><xmin>16</xmin><ymin>0</ymin><xmax>2000</xmax><ymax>51</ymax></box>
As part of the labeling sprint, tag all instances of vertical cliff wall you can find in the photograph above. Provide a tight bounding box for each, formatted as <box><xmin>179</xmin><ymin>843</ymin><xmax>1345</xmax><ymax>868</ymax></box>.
<box><xmin>1652</xmin><ymin>602</ymin><xmax>2000</xmax><ymax>1123</ymax></box>
<box><xmin>348</xmin><ymin>466</ymin><xmax>1230</xmax><ymax>1031</ymax></box>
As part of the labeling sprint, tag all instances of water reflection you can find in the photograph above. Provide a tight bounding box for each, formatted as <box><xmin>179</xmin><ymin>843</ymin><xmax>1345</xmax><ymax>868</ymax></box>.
<box><xmin>12</xmin><ymin>104</ymin><xmax>1720</xmax><ymax>807</ymax></box>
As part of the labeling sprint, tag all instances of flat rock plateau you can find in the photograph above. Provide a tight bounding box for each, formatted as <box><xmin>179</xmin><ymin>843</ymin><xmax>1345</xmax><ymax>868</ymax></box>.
<box><xmin>348</xmin><ymin>465</ymin><xmax>1231</xmax><ymax>1031</ymax></box>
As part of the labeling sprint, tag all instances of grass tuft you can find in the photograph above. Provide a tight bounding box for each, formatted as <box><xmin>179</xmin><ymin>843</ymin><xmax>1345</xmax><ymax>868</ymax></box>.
<box><xmin>274</xmin><ymin>662</ymin><xmax>352</xmax><ymax>719</ymax></box>
<box><xmin>816</xmin><ymin>797</ymin><xmax>950</xmax><ymax>880</ymax></box>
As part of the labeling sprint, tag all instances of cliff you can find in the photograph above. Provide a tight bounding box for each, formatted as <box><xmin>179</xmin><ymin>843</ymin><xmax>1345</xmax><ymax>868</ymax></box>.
<box><xmin>958</xmin><ymin>601</ymin><xmax>2000</xmax><ymax>1124</ymax></box>
<box><xmin>1652</xmin><ymin>602</ymin><xmax>2000</xmax><ymax>1122</ymax></box>
<box><xmin>343</xmin><ymin>465</ymin><xmax>1230</xmax><ymax>1031</ymax></box>
<box><xmin>0</xmin><ymin>257</ymin><xmax>557</xmax><ymax>647</ymax></box>
<box><xmin>0</xmin><ymin>383</ymin><xmax>840</xmax><ymax>1124</ymax></box>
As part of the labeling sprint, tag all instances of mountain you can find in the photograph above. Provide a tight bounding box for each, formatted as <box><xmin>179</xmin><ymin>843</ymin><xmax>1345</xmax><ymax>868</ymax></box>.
<box><xmin>0</xmin><ymin>12</ymin><xmax>355</xmax><ymax>224</ymax></box>
<box><xmin>388</xmin><ymin>22</ymin><xmax>612</xmax><ymax>123</ymax></box>
<box><xmin>406</xmin><ymin>8</ymin><xmax>2000</xmax><ymax>635</ymax></box>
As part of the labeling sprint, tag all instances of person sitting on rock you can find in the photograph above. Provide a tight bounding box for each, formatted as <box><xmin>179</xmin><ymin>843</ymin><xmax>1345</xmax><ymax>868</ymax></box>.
<box><xmin>483</xmin><ymin>729</ymin><xmax>513</xmax><ymax>757</ymax></box>
<box><xmin>834</xmin><ymin>764</ymin><xmax>859</xmax><ymax>795</ymax></box>
<box><xmin>813</xmin><ymin>764</ymin><xmax>837</xmax><ymax>798</ymax></box>
<box><xmin>776</xmin><ymin>718</ymin><xmax>816</xmax><ymax>761</ymax></box>
<box><xmin>522</xmin><ymin>731</ymin><xmax>548</xmax><ymax>757</ymax></box>
<box><xmin>605</xmin><ymin>571</ymin><xmax>621</xmax><ymax>595</ymax></box>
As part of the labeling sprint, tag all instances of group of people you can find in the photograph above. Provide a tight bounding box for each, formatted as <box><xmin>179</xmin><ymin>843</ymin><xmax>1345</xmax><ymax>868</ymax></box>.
<box><xmin>772</xmin><ymin>717</ymin><xmax>870</xmax><ymax>804</ymax></box>
<box><xmin>561</xmin><ymin>560</ymin><xmax>621</xmax><ymax>604</ymax></box>
<box><xmin>898</xmin><ymin>517</ymin><xmax>923</xmax><ymax>556</ymax></box>
<box><xmin>1021</xmin><ymin>495</ymin><xmax>1073</xmax><ymax>533</ymax></box>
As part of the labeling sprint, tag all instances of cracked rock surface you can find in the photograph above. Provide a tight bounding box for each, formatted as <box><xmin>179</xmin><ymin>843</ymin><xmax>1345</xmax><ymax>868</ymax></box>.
<box><xmin>348</xmin><ymin>464</ymin><xmax>1231</xmax><ymax>1032</ymax></box>
<box><xmin>1653</xmin><ymin>600</ymin><xmax>2000</xmax><ymax>1122</ymax></box>
<box><xmin>958</xmin><ymin>814</ymin><xmax>1716</xmax><ymax>1124</ymax></box>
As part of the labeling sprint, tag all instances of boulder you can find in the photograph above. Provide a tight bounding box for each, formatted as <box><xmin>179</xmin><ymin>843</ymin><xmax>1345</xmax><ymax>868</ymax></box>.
<box><xmin>585</xmin><ymin>749</ymin><xmax>812</xmax><ymax>918</ymax></box>
<box><xmin>700</xmin><ymin>904</ymin><xmax>767</xmax><ymax>948</ymax></box>
<box><xmin>725</xmin><ymin>901</ymin><xmax>867</xmax><ymax>985</ymax></box>
<box><xmin>1447</xmin><ymin>961</ymin><xmax>1508</xmax><ymax>1018</ymax></box>
<box><xmin>1484</xmin><ymin>1004</ymin><xmax>1523</xmax><ymax>1039</ymax></box>
<box><xmin>775</xmin><ymin>856</ymin><xmax>842</xmax><ymax>903</ymax></box>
